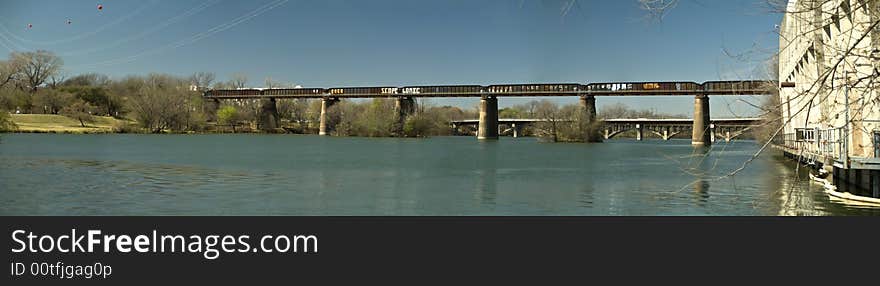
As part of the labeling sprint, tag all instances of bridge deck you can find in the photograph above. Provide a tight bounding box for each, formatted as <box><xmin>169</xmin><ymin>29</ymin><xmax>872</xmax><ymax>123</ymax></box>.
<box><xmin>451</xmin><ymin>118</ymin><xmax>762</xmax><ymax>124</ymax></box>
<box><xmin>204</xmin><ymin>81</ymin><xmax>775</xmax><ymax>99</ymax></box>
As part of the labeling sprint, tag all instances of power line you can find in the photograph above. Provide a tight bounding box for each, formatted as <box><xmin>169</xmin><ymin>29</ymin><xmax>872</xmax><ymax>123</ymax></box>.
<box><xmin>0</xmin><ymin>0</ymin><xmax>159</xmax><ymax>47</ymax></box>
<box><xmin>61</xmin><ymin>0</ymin><xmax>223</xmax><ymax>57</ymax></box>
<box><xmin>73</xmin><ymin>0</ymin><xmax>290</xmax><ymax>69</ymax></box>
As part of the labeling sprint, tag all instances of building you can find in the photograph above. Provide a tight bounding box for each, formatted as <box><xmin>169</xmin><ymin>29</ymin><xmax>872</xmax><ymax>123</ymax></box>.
<box><xmin>778</xmin><ymin>0</ymin><xmax>880</xmax><ymax>198</ymax></box>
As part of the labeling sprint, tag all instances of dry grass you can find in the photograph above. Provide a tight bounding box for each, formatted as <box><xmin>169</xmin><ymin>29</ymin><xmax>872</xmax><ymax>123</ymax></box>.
<box><xmin>8</xmin><ymin>114</ymin><xmax>131</xmax><ymax>134</ymax></box>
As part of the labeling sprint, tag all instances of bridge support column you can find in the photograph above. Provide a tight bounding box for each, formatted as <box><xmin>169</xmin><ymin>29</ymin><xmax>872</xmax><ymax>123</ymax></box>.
<box><xmin>207</xmin><ymin>99</ymin><xmax>220</xmax><ymax>122</ymax></box>
<box><xmin>580</xmin><ymin>95</ymin><xmax>597</xmax><ymax>122</ymax></box>
<box><xmin>636</xmin><ymin>124</ymin><xmax>643</xmax><ymax>141</ymax></box>
<box><xmin>512</xmin><ymin>123</ymin><xmax>523</xmax><ymax>138</ymax></box>
<box><xmin>258</xmin><ymin>98</ymin><xmax>280</xmax><ymax>131</ymax></box>
<box><xmin>663</xmin><ymin>127</ymin><xmax>670</xmax><ymax>141</ymax></box>
<box><xmin>319</xmin><ymin>98</ymin><xmax>339</xmax><ymax>136</ymax></box>
<box><xmin>395</xmin><ymin>97</ymin><xmax>416</xmax><ymax>136</ymax></box>
<box><xmin>692</xmin><ymin>94</ymin><xmax>711</xmax><ymax>146</ymax></box>
<box><xmin>395</xmin><ymin>97</ymin><xmax>416</xmax><ymax>115</ymax></box>
<box><xmin>580</xmin><ymin>95</ymin><xmax>599</xmax><ymax>142</ymax></box>
<box><xmin>604</xmin><ymin>128</ymin><xmax>611</xmax><ymax>140</ymax></box>
<box><xmin>710</xmin><ymin>124</ymin><xmax>716</xmax><ymax>143</ymax></box>
<box><xmin>478</xmin><ymin>96</ymin><xmax>499</xmax><ymax>140</ymax></box>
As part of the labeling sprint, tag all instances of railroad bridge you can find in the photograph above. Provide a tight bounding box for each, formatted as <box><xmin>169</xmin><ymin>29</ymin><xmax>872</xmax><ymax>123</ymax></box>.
<box><xmin>450</xmin><ymin>118</ymin><xmax>760</xmax><ymax>142</ymax></box>
<box><xmin>204</xmin><ymin>80</ymin><xmax>774</xmax><ymax>146</ymax></box>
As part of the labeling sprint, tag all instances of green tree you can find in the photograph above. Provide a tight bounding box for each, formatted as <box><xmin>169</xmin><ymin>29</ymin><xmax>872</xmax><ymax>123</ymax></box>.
<box><xmin>62</xmin><ymin>73</ymin><xmax>111</xmax><ymax>87</ymax></box>
<box><xmin>499</xmin><ymin>107</ymin><xmax>525</xmax><ymax>119</ymax></box>
<box><xmin>217</xmin><ymin>105</ymin><xmax>239</xmax><ymax>132</ymax></box>
<box><xmin>34</xmin><ymin>89</ymin><xmax>73</xmax><ymax>114</ymax></box>
<box><xmin>0</xmin><ymin>109</ymin><xmax>16</xmax><ymax>131</ymax></box>
<box><xmin>60</xmin><ymin>85</ymin><xmax>122</xmax><ymax>117</ymax></box>
<box><xmin>403</xmin><ymin>114</ymin><xmax>434</xmax><ymax>137</ymax></box>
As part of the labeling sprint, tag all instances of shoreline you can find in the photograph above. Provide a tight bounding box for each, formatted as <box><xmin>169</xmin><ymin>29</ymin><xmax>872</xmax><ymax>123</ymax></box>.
<box><xmin>809</xmin><ymin>173</ymin><xmax>880</xmax><ymax>207</ymax></box>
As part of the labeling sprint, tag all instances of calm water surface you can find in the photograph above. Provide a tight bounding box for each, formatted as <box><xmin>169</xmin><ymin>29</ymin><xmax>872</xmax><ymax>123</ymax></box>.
<box><xmin>1</xmin><ymin>134</ymin><xmax>878</xmax><ymax>215</ymax></box>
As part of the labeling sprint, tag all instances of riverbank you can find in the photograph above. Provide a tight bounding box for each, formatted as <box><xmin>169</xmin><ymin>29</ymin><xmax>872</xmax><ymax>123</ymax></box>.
<box><xmin>5</xmin><ymin>114</ymin><xmax>130</xmax><ymax>134</ymax></box>
<box><xmin>4</xmin><ymin>114</ymin><xmax>259</xmax><ymax>134</ymax></box>
<box><xmin>1</xmin><ymin>114</ymin><xmax>421</xmax><ymax>136</ymax></box>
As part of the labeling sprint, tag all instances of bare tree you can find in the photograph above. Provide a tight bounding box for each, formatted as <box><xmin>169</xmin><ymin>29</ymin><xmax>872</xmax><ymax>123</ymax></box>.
<box><xmin>189</xmin><ymin>72</ymin><xmax>216</xmax><ymax>91</ymax></box>
<box><xmin>13</xmin><ymin>50</ymin><xmax>63</xmax><ymax>93</ymax></box>
<box><xmin>48</xmin><ymin>70</ymin><xmax>67</xmax><ymax>89</ymax></box>
<box><xmin>228</xmin><ymin>73</ymin><xmax>248</xmax><ymax>89</ymax></box>
<box><xmin>60</xmin><ymin>99</ymin><xmax>96</xmax><ymax>127</ymax></box>
<box><xmin>0</xmin><ymin>56</ymin><xmax>25</xmax><ymax>89</ymax></box>
<box><xmin>533</xmin><ymin>100</ymin><xmax>562</xmax><ymax>142</ymax></box>
<box><xmin>264</xmin><ymin>76</ymin><xmax>283</xmax><ymax>88</ymax></box>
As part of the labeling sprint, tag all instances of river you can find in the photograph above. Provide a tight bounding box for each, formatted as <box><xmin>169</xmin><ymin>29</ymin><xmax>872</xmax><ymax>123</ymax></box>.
<box><xmin>1</xmin><ymin>134</ymin><xmax>878</xmax><ymax>215</ymax></box>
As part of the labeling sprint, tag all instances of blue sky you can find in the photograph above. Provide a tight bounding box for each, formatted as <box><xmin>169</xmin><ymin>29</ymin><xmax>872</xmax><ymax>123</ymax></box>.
<box><xmin>0</xmin><ymin>0</ymin><xmax>782</xmax><ymax>116</ymax></box>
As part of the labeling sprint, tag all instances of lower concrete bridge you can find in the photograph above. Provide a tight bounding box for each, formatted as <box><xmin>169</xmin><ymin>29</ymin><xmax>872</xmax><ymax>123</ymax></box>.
<box><xmin>451</xmin><ymin>117</ymin><xmax>761</xmax><ymax>142</ymax></box>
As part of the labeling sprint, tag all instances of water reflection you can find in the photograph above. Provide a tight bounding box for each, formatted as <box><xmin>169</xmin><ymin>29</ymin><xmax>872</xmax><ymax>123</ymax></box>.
<box><xmin>692</xmin><ymin>180</ymin><xmax>711</xmax><ymax>205</ymax></box>
<box><xmin>578</xmin><ymin>184</ymin><xmax>595</xmax><ymax>208</ymax></box>
<box><xmin>475</xmin><ymin>141</ymin><xmax>498</xmax><ymax>208</ymax></box>
<box><xmin>2</xmin><ymin>134</ymin><xmax>880</xmax><ymax>215</ymax></box>
<box><xmin>687</xmin><ymin>146</ymin><xmax>712</xmax><ymax>205</ymax></box>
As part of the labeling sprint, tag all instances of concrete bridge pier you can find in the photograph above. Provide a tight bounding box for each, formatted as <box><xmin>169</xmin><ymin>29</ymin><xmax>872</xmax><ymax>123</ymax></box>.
<box><xmin>207</xmin><ymin>99</ymin><xmax>220</xmax><ymax>122</ymax></box>
<box><xmin>395</xmin><ymin>96</ymin><xmax>416</xmax><ymax>115</ymax></box>
<box><xmin>663</xmin><ymin>127</ymin><xmax>671</xmax><ymax>141</ymax></box>
<box><xmin>692</xmin><ymin>94</ymin><xmax>711</xmax><ymax>146</ymax></box>
<box><xmin>635</xmin><ymin>124</ymin><xmax>643</xmax><ymax>141</ymax></box>
<box><xmin>258</xmin><ymin>97</ymin><xmax>280</xmax><ymax>131</ymax></box>
<box><xmin>511</xmin><ymin>123</ymin><xmax>524</xmax><ymax>138</ymax></box>
<box><xmin>580</xmin><ymin>95</ymin><xmax>597</xmax><ymax>122</ymax></box>
<box><xmin>580</xmin><ymin>95</ymin><xmax>599</xmax><ymax>142</ymax></box>
<box><xmin>395</xmin><ymin>97</ymin><xmax>416</xmax><ymax>135</ymax></box>
<box><xmin>710</xmin><ymin>124</ymin><xmax>717</xmax><ymax>143</ymax></box>
<box><xmin>478</xmin><ymin>96</ymin><xmax>499</xmax><ymax>140</ymax></box>
<box><xmin>319</xmin><ymin>97</ymin><xmax>339</xmax><ymax>136</ymax></box>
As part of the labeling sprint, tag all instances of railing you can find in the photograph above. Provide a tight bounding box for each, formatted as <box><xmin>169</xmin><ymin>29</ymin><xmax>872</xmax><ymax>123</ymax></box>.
<box><xmin>783</xmin><ymin>127</ymin><xmax>845</xmax><ymax>162</ymax></box>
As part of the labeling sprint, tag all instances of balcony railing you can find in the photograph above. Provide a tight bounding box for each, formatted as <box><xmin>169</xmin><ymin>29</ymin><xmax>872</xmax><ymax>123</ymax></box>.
<box><xmin>782</xmin><ymin>127</ymin><xmax>846</xmax><ymax>162</ymax></box>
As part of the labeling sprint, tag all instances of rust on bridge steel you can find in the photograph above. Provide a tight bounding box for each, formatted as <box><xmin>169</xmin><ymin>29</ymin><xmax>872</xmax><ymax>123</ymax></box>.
<box><xmin>203</xmin><ymin>80</ymin><xmax>776</xmax><ymax>99</ymax></box>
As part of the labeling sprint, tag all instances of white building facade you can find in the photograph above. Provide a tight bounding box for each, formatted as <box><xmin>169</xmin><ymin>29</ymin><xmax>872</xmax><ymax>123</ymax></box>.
<box><xmin>779</xmin><ymin>0</ymin><xmax>880</xmax><ymax>197</ymax></box>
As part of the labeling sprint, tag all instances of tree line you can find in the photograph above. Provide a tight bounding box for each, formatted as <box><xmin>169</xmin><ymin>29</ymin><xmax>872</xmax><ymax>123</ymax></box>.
<box><xmin>0</xmin><ymin>50</ymin><xmax>482</xmax><ymax>135</ymax></box>
<box><xmin>2</xmin><ymin>49</ymin><xmax>741</xmax><ymax>143</ymax></box>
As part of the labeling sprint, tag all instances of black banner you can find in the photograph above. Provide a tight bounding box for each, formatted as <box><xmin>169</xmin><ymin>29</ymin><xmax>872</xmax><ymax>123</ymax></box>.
<box><xmin>2</xmin><ymin>217</ymin><xmax>878</xmax><ymax>284</ymax></box>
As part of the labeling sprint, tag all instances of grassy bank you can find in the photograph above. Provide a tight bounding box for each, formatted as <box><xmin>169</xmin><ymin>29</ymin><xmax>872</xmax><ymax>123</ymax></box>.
<box><xmin>6</xmin><ymin>114</ymin><xmax>131</xmax><ymax>134</ymax></box>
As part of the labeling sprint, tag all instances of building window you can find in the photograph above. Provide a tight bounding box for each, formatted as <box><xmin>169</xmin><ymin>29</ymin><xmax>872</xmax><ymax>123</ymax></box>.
<box><xmin>795</xmin><ymin>128</ymin><xmax>816</xmax><ymax>142</ymax></box>
<box><xmin>875</xmin><ymin>131</ymin><xmax>880</xmax><ymax>158</ymax></box>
